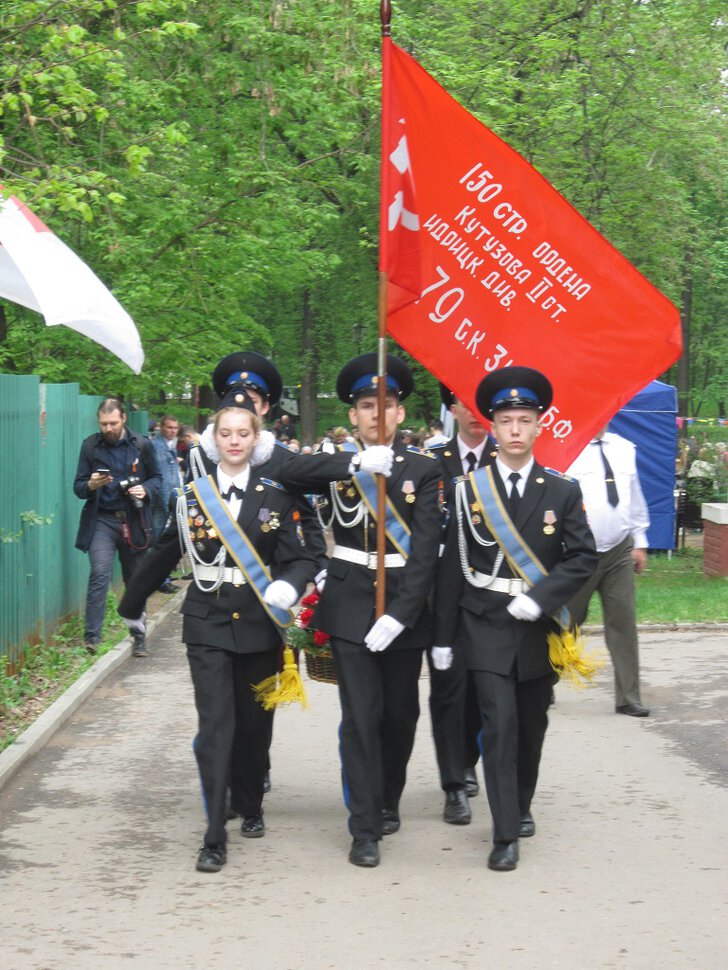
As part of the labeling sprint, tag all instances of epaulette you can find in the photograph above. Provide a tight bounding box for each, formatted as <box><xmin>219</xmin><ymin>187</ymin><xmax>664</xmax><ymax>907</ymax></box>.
<box><xmin>409</xmin><ymin>445</ymin><xmax>437</xmax><ymax>459</ymax></box>
<box><xmin>259</xmin><ymin>477</ymin><xmax>288</xmax><ymax>492</ymax></box>
<box><xmin>544</xmin><ymin>466</ymin><xmax>577</xmax><ymax>483</ymax></box>
<box><xmin>173</xmin><ymin>483</ymin><xmax>195</xmax><ymax>500</ymax></box>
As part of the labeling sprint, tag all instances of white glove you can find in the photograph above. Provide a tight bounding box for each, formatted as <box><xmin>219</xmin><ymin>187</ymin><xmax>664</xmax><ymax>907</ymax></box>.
<box><xmin>122</xmin><ymin>612</ymin><xmax>146</xmax><ymax>636</ymax></box>
<box><xmin>355</xmin><ymin>446</ymin><xmax>394</xmax><ymax>477</ymax></box>
<box><xmin>431</xmin><ymin>646</ymin><xmax>453</xmax><ymax>670</ymax></box>
<box><xmin>364</xmin><ymin>614</ymin><xmax>405</xmax><ymax>652</ymax></box>
<box><xmin>314</xmin><ymin>568</ymin><xmax>327</xmax><ymax>593</ymax></box>
<box><xmin>264</xmin><ymin>580</ymin><xmax>298</xmax><ymax>611</ymax></box>
<box><xmin>507</xmin><ymin>593</ymin><xmax>542</xmax><ymax>622</ymax></box>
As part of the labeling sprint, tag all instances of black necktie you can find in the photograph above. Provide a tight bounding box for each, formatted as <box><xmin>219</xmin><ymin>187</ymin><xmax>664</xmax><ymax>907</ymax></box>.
<box><xmin>465</xmin><ymin>451</ymin><xmax>477</xmax><ymax>474</ymax></box>
<box><xmin>222</xmin><ymin>484</ymin><xmax>245</xmax><ymax>501</ymax></box>
<box><xmin>508</xmin><ymin>471</ymin><xmax>521</xmax><ymax>517</ymax></box>
<box><xmin>594</xmin><ymin>440</ymin><xmax>619</xmax><ymax>507</ymax></box>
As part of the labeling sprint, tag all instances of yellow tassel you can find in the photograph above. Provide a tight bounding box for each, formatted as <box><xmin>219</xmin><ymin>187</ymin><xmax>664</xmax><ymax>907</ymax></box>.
<box><xmin>252</xmin><ymin>647</ymin><xmax>309</xmax><ymax>710</ymax></box>
<box><xmin>547</xmin><ymin>627</ymin><xmax>605</xmax><ymax>688</ymax></box>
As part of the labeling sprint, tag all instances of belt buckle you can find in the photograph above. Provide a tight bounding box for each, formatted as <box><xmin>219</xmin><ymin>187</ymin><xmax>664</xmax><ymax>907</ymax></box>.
<box><xmin>508</xmin><ymin>578</ymin><xmax>521</xmax><ymax>596</ymax></box>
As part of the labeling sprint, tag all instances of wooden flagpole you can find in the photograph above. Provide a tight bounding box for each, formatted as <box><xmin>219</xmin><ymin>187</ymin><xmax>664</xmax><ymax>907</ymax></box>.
<box><xmin>376</xmin><ymin>0</ymin><xmax>393</xmax><ymax>618</ymax></box>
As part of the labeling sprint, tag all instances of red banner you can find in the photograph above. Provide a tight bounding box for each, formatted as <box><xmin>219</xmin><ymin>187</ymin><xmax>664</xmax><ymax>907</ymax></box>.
<box><xmin>379</xmin><ymin>40</ymin><xmax>682</xmax><ymax>469</ymax></box>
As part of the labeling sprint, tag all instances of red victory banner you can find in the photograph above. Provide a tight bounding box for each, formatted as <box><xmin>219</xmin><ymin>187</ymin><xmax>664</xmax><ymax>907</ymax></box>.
<box><xmin>379</xmin><ymin>38</ymin><xmax>682</xmax><ymax>470</ymax></box>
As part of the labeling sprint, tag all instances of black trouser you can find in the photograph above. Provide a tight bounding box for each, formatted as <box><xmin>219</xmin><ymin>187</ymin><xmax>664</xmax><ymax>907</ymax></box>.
<box><xmin>187</xmin><ymin>645</ymin><xmax>277</xmax><ymax>848</ymax></box>
<box><xmin>427</xmin><ymin>643</ymin><xmax>482</xmax><ymax>791</ymax></box>
<box><xmin>85</xmin><ymin>512</ymin><xmax>145</xmax><ymax>639</ymax></box>
<box><xmin>332</xmin><ymin>637</ymin><xmax>423</xmax><ymax>841</ymax></box>
<box><xmin>472</xmin><ymin>669</ymin><xmax>555</xmax><ymax>845</ymax></box>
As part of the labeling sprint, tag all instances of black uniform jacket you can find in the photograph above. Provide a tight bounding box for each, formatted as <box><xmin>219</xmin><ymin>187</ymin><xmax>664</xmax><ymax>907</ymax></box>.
<box><xmin>187</xmin><ymin>431</ymin><xmax>355</xmax><ymax>571</ymax></box>
<box><xmin>435</xmin><ymin>462</ymin><xmax>597</xmax><ymax>680</ymax></box>
<box><xmin>73</xmin><ymin>430</ymin><xmax>161</xmax><ymax>552</ymax></box>
<box><xmin>313</xmin><ymin>441</ymin><xmax>443</xmax><ymax>649</ymax></box>
<box><xmin>429</xmin><ymin>434</ymin><xmax>497</xmax><ymax>502</ymax></box>
<box><xmin>119</xmin><ymin>469</ymin><xmax>318</xmax><ymax>653</ymax></box>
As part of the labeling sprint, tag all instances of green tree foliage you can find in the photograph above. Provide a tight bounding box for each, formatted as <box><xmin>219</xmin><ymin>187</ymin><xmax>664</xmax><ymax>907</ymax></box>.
<box><xmin>1</xmin><ymin>0</ymin><xmax>726</xmax><ymax>427</ymax></box>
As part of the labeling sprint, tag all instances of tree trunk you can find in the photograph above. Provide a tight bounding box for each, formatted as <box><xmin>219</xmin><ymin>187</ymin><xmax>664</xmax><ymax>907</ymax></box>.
<box><xmin>299</xmin><ymin>288</ymin><xmax>318</xmax><ymax>445</ymax></box>
<box><xmin>676</xmin><ymin>251</ymin><xmax>693</xmax><ymax>418</ymax></box>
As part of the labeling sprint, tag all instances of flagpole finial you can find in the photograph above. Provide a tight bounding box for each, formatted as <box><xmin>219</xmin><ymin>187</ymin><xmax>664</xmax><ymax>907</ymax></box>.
<box><xmin>380</xmin><ymin>0</ymin><xmax>391</xmax><ymax>36</ymax></box>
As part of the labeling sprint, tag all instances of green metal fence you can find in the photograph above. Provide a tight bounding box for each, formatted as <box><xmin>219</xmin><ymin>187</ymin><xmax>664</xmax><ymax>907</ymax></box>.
<box><xmin>0</xmin><ymin>375</ymin><xmax>148</xmax><ymax>666</ymax></box>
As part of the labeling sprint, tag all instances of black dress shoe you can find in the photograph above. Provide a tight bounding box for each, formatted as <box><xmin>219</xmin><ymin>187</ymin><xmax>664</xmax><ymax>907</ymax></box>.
<box><xmin>488</xmin><ymin>841</ymin><xmax>519</xmax><ymax>872</ymax></box>
<box><xmin>381</xmin><ymin>809</ymin><xmax>400</xmax><ymax>836</ymax></box>
<box><xmin>349</xmin><ymin>838</ymin><xmax>380</xmax><ymax>867</ymax></box>
<box><xmin>616</xmin><ymin>703</ymin><xmax>650</xmax><ymax>717</ymax></box>
<box><xmin>443</xmin><ymin>788</ymin><xmax>472</xmax><ymax>825</ymax></box>
<box><xmin>196</xmin><ymin>844</ymin><xmax>227</xmax><ymax>872</ymax></box>
<box><xmin>464</xmin><ymin>766</ymin><xmax>479</xmax><ymax>798</ymax></box>
<box><xmin>263</xmin><ymin>771</ymin><xmax>271</xmax><ymax>794</ymax></box>
<box><xmin>158</xmin><ymin>580</ymin><xmax>180</xmax><ymax>594</ymax></box>
<box><xmin>240</xmin><ymin>813</ymin><xmax>265</xmax><ymax>838</ymax></box>
<box><xmin>519</xmin><ymin>811</ymin><xmax>536</xmax><ymax>838</ymax></box>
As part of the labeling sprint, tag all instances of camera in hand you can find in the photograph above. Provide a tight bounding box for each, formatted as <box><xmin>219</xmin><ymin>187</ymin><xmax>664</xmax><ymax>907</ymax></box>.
<box><xmin>118</xmin><ymin>475</ymin><xmax>144</xmax><ymax>509</ymax></box>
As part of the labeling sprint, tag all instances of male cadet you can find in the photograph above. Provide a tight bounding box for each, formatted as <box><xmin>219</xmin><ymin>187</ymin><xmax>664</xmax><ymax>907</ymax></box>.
<box><xmin>426</xmin><ymin>384</ymin><xmax>499</xmax><ymax>825</ymax></box>
<box><xmin>434</xmin><ymin>367</ymin><xmax>597</xmax><ymax>872</ymax></box>
<box><xmin>313</xmin><ymin>353</ymin><xmax>442</xmax><ymax>868</ymax></box>
<box><xmin>184</xmin><ymin>351</ymin><xmax>392</xmax><ymax>800</ymax></box>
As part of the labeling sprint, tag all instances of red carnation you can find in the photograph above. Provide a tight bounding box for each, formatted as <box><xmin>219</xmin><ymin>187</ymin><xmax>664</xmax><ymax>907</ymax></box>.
<box><xmin>313</xmin><ymin>629</ymin><xmax>330</xmax><ymax>646</ymax></box>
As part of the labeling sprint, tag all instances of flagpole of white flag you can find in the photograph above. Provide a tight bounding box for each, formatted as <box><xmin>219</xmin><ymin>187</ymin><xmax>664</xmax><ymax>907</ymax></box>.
<box><xmin>0</xmin><ymin>193</ymin><xmax>144</xmax><ymax>374</ymax></box>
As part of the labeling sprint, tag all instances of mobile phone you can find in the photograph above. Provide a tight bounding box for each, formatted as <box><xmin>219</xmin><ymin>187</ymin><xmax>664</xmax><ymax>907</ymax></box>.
<box><xmin>95</xmin><ymin>467</ymin><xmax>111</xmax><ymax>475</ymax></box>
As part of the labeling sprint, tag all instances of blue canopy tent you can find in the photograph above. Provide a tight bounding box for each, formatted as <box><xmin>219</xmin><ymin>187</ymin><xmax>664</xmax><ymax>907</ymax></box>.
<box><xmin>609</xmin><ymin>380</ymin><xmax>678</xmax><ymax>550</ymax></box>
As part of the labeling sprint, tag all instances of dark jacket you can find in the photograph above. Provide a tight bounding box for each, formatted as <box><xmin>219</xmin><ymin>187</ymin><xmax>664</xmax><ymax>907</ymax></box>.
<box><xmin>435</xmin><ymin>462</ymin><xmax>597</xmax><ymax>680</ymax></box>
<box><xmin>119</xmin><ymin>469</ymin><xmax>319</xmax><ymax>653</ymax></box>
<box><xmin>313</xmin><ymin>441</ymin><xmax>443</xmax><ymax>648</ymax></box>
<box><xmin>73</xmin><ymin>430</ymin><xmax>161</xmax><ymax>552</ymax></box>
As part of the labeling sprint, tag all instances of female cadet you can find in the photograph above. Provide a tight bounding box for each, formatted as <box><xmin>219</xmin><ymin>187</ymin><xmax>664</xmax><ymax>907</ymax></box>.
<box><xmin>119</xmin><ymin>392</ymin><xmax>318</xmax><ymax>873</ymax></box>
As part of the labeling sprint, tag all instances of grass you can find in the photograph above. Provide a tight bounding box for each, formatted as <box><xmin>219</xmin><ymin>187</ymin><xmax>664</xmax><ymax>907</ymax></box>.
<box><xmin>586</xmin><ymin>547</ymin><xmax>728</xmax><ymax>625</ymax></box>
<box><xmin>0</xmin><ymin>596</ymin><xmax>126</xmax><ymax>754</ymax></box>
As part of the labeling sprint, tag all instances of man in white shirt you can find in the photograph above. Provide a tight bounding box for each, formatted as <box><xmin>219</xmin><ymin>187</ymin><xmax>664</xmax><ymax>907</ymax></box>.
<box><xmin>566</xmin><ymin>427</ymin><xmax>651</xmax><ymax>717</ymax></box>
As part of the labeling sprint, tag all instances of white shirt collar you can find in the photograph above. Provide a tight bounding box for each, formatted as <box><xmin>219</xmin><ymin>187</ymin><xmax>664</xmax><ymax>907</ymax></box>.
<box><xmin>456</xmin><ymin>435</ymin><xmax>487</xmax><ymax>467</ymax></box>
<box><xmin>217</xmin><ymin>466</ymin><xmax>250</xmax><ymax>493</ymax></box>
<box><xmin>495</xmin><ymin>455</ymin><xmax>534</xmax><ymax>491</ymax></box>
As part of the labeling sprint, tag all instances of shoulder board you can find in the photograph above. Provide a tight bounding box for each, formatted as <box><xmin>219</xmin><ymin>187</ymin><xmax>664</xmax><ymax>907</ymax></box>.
<box><xmin>259</xmin><ymin>477</ymin><xmax>288</xmax><ymax>492</ymax></box>
<box><xmin>427</xmin><ymin>442</ymin><xmax>447</xmax><ymax>453</ymax></box>
<box><xmin>408</xmin><ymin>445</ymin><xmax>437</xmax><ymax>459</ymax></box>
<box><xmin>274</xmin><ymin>439</ymin><xmax>291</xmax><ymax>450</ymax></box>
<box><xmin>544</xmin><ymin>467</ymin><xmax>577</xmax><ymax>483</ymax></box>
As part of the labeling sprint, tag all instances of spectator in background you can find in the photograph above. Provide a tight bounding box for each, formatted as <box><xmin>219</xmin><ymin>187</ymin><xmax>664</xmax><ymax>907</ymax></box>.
<box><xmin>73</xmin><ymin>398</ymin><xmax>161</xmax><ymax>655</ymax></box>
<box><xmin>151</xmin><ymin>415</ymin><xmax>183</xmax><ymax>594</ymax></box>
<box><xmin>566</xmin><ymin>426</ymin><xmax>650</xmax><ymax>717</ymax></box>
<box><xmin>424</xmin><ymin>419</ymin><xmax>449</xmax><ymax>449</ymax></box>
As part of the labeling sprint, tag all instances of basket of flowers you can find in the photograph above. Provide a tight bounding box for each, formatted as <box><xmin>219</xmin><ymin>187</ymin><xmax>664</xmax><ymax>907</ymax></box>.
<box><xmin>287</xmin><ymin>591</ymin><xmax>337</xmax><ymax>685</ymax></box>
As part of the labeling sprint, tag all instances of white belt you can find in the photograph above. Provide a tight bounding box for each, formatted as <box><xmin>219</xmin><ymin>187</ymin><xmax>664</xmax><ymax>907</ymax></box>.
<box><xmin>194</xmin><ymin>565</ymin><xmax>248</xmax><ymax>585</ymax></box>
<box><xmin>471</xmin><ymin>571</ymin><xmax>527</xmax><ymax>595</ymax></box>
<box><xmin>332</xmin><ymin>545</ymin><xmax>406</xmax><ymax>569</ymax></box>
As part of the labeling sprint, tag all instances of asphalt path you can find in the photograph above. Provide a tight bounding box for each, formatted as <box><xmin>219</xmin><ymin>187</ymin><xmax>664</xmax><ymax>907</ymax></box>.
<box><xmin>1</xmin><ymin>607</ymin><xmax>727</xmax><ymax>969</ymax></box>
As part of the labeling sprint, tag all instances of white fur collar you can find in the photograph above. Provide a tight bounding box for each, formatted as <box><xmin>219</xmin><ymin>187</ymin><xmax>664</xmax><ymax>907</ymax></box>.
<box><xmin>198</xmin><ymin>425</ymin><xmax>276</xmax><ymax>468</ymax></box>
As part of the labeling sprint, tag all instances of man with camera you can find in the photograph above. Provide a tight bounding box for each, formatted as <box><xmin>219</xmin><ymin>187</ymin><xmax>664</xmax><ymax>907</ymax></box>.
<box><xmin>74</xmin><ymin>398</ymin><xmax>161</xmax><ymax>655</ymax></box>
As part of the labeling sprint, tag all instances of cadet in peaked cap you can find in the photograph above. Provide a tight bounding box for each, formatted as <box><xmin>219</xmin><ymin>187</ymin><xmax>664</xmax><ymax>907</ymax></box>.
<box><xmin>475</xmin><ymin>366</ymin><xmax>553</xmax><ymax>419</ymax></box>
<box><xmin>316</xmin><ymin>350</ymin><xmax>442</xmax><ymax>869</ymax></box>
<box><xmin>336</xmin><ymin>352</ymin><xmax>413</xmax><ymax>404</ymax></box>
<box><xmin>434</xmin><ymin>363</ymin><xmax>597</xmax><ymax>874</ymax></box>
<box><xmin>212</xmin><ymin>351</ymin><xmax>283</xmax><ymax>407</ymax></box>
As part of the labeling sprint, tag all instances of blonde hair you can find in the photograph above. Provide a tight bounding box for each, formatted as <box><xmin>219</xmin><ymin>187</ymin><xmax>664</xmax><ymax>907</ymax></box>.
<box><xmin>213</xmin><ymin>407</ymin><xmax>262</xmax><ymax>436</ymax></box>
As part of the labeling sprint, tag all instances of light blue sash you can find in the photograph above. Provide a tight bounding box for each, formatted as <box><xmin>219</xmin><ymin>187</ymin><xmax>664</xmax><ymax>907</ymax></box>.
<box><xmin>337</xmin><ymin>441</ymin><xmax>411</xmax><ymax>558</ymax></box>
<box><xmin>191</xmin><ymin>476</ymin><xmax>295</xmax><ymax>629</ymax></box>
<box><xmin>469</xmin><ymin>466</ymin><xmax>570</xmax><ymax>629</ymax></box>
